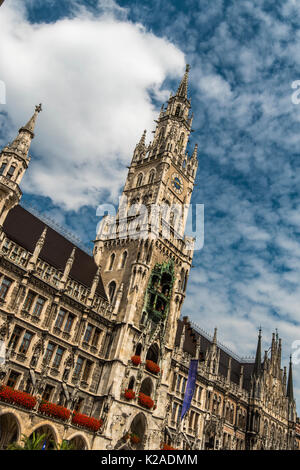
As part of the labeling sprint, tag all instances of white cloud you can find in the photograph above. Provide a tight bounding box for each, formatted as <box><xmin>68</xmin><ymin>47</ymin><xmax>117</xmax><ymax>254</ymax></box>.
<box><xmin>0</xmin><ymin>0</ymin><xmax>185</xmax><ymax>210</ymax></box>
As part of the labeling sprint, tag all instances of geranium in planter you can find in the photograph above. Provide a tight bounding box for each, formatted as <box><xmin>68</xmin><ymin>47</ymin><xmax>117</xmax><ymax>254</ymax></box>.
<box><xmin>39</xmin><ymin>401</ymin><xmax>70</xmax><ymax>422</ymax></box>
<box><xmin>131</xmin><ymin>355</ymin><xmax>141</xmax><ymax>366</ymax></box>
<box><xmin>130</xmin><ymin>433</ymin><xmax>140</xmax><ymax>445</ymax></box>
<box><xmin>0</xmin><ymin>385</ymin><xmax>36</xmax><ymax>410</ymax></box>
<box><xmin>72</xmin><ymin>412</ymin><xmax>103</xmax><ymax>432</ymax></box>
<box><xmin>124</xmin><ymin>389</ymin><xmax>135</xmax><ymax>400</ymax></box>
<box><xmin>162</xmin><ymin>444</ymin><xmax>176</xmax><ymax>450</ymax></box>
<box><xmin>138</xmin><ymin>392</ymin><xmax>154</xmax><ymax>409</ymax></box>
<box><xmin>146</xmin><ymin>360</ymin><xmax>160</xmax><ymax>375</ymax></box>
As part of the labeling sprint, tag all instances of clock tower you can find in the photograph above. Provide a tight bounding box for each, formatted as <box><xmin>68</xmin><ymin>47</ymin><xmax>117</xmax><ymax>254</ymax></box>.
<box><xmin>93</xmin><ymin>65</ymin><xmax>198</xmax><ymax>449</ymax></box>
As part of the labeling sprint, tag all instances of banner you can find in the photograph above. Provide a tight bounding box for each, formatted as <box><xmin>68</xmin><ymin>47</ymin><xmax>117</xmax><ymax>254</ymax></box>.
<box><xmin>181</xmin><ymin>359</ymin><xmax>198</xmax><ymax>420</ymax></box>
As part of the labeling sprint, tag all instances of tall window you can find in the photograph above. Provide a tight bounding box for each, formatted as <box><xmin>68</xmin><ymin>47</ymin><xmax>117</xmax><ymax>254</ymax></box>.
<box><xmin>74</xmin><ymin>356</ymin><xmax>84</xmax><ymax>378</ymax></box>
<box><xmin>137</xmin><ymin>173</ymin><xmax>143</xmax><ymax>187</ymax></box>
<box><xmin>108</xmin><ymin>253</ymin><xmax>115</xmax><ymax>271</ymax></box>
<box><xmin>42</xmin><ymin>384</ymin><xmax>54</xmax><ymax>401</ymax></box>
<box><xmin>82</xmin><ymin>360</ymin><xmax>92</xmax><ymax>381</ymax></box>
<box><xmin>53</xmin><ymin>346</ymin><xmax>64</xmax><ymax>369</ymax></box>
<box><xmin>83</xmin><ymin>323</ymin><xmax>93</xmax><ymax>343</ymax></box>
<box><xmin>23</xmin><ymin>291</ymin><xmax>35</xmax><ymax>312</ymax></box>
<box><xmin>0</xmin><ymin>277</ymin><xmax>12</xmax><ymax>300</ymax></box>
<box><xmin>44</xmin><ymin>342</ymin><xmax>55</xmax><ymax>363</ymax></box>
<box><xmin>8</xmin><ymin>326</ymin><xmax>23</xmax><ymax>350</ymax></box>
<box><xmin>6</xmin><ymin>165</ymin><xmax>16</xmax><ymax>179</ymax></box>
<box><xmin>171</xmin><ymin>402</ymin><xmax>177</xmax><ymax>422</ymax></box>
<box><xmin>33</xmin><ymin>297</ymin><xmax>45</xmax><ymax>317</ymax></box>
<box><xmin>19</xmin><ymin>331</ymin><xmax>33</xmax><ymax>354</ymax></box>
<box><xmin>0</xmin><ymin>163</ymin><xmax>6</xmax><ymax>175</ymax></box>
<box><xmin>74</xmin><ymin>397</ymin><xmax>84</xmax><ymax>412</ymax></box>
<box><xmin>181</xmin><ymin>377</ymin><xmax>187</xmax><ymax>394</ymax></box>
<box><xmin>120</xmin><ymin>251</ymin><xmax>127</xmax><ymax>269</ymax></box>
<box><xmin>148</xmin><ymin>171</ymin><xmax>155</xmax><ymax>184</ymax></box>
<box><xmin>91</xmin><ymin>328</ymin><xmax>101</xmax><ymax>347</ymax></box>
<box><xmin>55</xmin><ymin>308</ymin><xmax>66</xmax><ymax>329</ymax></box>
<box><xmin>64</xmin><ymin>314</ymin><xmax>74</xmax><ymax>333</ymax></box>
<box><xmin>6</xmin><ymin>371</ymin><xmax>20</xmax><ymax>389</ymax></box>
<box><xmin>108</xmin><ymin>281</ymin><xmax>116</xmax><ymax>303</ymax></box>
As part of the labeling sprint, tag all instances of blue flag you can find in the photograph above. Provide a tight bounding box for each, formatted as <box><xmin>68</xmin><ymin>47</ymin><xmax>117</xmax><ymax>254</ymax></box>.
<box><xmin>181</xmin><ymin>359</ymin><xmax>198</xmax><ymax>420</ymax></box>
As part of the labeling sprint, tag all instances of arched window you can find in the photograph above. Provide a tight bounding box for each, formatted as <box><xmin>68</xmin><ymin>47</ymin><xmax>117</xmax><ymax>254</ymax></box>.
<box><xmin>128</xmin><ymin>376</ymin><xmax>135</xmax><ymax>390</ymax></box>
<box><xmin>108</xmin><ymin>281</ymin><xmax>116</xmax><ymax>303</ymax></box>
<box><xmin>0</xmin><ymin>162</ymin><xmax>6</xmax><ymax>175</ymax></box>
<box><xmin>6</xmin><ymin>165</ymin><xmax>16</xmax><ymax>179</ymax></box>
<box><xmin>175</xmin><ymin>105</ymin><xmax>181</xmax><ymax>117</ymax></box>
<box><xmin>148</xmin><ymin>171</ymin><xmax>155</xmax><ymax>184</ymax></box>
<box><xmin>137</xmin><ymin>173</ymin><xmax>143</xmax><ymax>187</ymax></box>
<box><xmin>140</xmin><ymin>377</ymin><xmax>153</xmax><ymax>396</ymax></box>
<box><xmin>120</xmin><ymin>251</ymin><xmax>127</xmax><ymax>269</ymax></box>
<box><xmin>135</xmin><ymin>343</ymin><xmax>142</xmax><ymax>356</ymax></box>
<box><xmin>146</xmin><ymin>343</ymin><xmax>159</xmax><ymax>363</ymax></box>
<box><xmin>108</xmin><ymin>253</ymin><xmax>115</xmax><ymax>271</ymax></box>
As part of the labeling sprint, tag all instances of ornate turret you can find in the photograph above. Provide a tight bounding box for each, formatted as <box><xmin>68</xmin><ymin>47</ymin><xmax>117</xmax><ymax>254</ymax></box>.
<box><xmin>287</xmin><ymin>355</ymin><xmax>294</xmax><ymax>402</ymax></box>
<box><xmin>0</xmin><ymin>104</ymin><xmax>42</xmax><ymax>226</ymax></box>
<box><xmin>175</xmin><ymin>64</ymin><xmax>190</xmax><ymax>99</ymax></box>
<box><xmin>253</xmin><ymin>328</ymin><xmax>262</xmax><ymax>377</ymax></box>
<box><xmin>28</xmin><ymin>227</ymin><xmax>47</xmax><ymax>272</ymax></box>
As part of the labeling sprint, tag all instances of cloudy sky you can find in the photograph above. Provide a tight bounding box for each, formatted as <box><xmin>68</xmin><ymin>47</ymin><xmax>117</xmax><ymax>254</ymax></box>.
<box><xmin>1</xmin><ymin>0</ymin><xmax>300</xmax><ymax>404</ymax></box>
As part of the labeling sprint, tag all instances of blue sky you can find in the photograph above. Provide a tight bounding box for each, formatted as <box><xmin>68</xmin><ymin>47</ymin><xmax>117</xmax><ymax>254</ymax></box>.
<box><xmin>1</xmin><ymin>0</ymin><xmax>300</xmax><ymax>404</ymax></box>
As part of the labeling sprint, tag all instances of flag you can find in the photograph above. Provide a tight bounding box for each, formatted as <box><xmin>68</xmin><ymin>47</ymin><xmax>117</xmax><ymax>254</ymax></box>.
<box><xmin>181</xmin><ymin>359</ymin><xmax>198</xmax><ymax>420</ymax></box>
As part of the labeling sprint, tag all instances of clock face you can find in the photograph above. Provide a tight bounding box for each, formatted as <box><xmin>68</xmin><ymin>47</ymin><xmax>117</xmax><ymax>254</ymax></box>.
<box><xmin>171</xmin><ymin>173</ymin><xmax>183</xmax><ymax>194</ymax></box>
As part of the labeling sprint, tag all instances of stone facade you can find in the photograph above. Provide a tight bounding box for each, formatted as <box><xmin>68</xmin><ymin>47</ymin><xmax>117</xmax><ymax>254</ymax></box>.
<box><xmin>0</xmin><ymin>67</ymin><xmax>297</xmax><ymax>450</ymax></box>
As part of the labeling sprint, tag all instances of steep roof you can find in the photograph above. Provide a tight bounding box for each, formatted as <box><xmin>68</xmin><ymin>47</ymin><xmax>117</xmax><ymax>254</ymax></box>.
<box><xmin>3</xmin><ymin>205</ymin><xmax>107</xmax><ymax>301</ymax></box>
<box><xmin>175</xmin><ymin>318</ymin><xmax>255</xmax><ymax>391</ymax></box>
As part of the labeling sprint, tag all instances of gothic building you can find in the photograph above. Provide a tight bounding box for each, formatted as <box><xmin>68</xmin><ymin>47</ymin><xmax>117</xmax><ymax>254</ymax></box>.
<box><xmin>0</xmin><ymin>67</ymin><xmax>297</xmax><ymax>450</ymax></box>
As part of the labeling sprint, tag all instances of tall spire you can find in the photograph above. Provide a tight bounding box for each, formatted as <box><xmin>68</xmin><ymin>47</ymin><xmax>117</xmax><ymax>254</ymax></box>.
<box><xmin>253</xmin><ymin>328</ymin><xmax>262</xmax><ymax>377</ymax></box>
<box><xmin>287</xmin><ymin>355</ymin><xmax>294</xmax><ymax>401</ymax></box>
<box><xmin>4</xmin><ymin>104</ymin><xmax>42</xmax><ymax>160</ymax></box>
<box><xmin>19</xmin><ymin>103</ymin><xmax>42</xmax><ymax>136</ymax></box>
<box><xmin>176</xmin><ymin>64</ymin><xmax>190</xmax><ymax>99</ymax></box>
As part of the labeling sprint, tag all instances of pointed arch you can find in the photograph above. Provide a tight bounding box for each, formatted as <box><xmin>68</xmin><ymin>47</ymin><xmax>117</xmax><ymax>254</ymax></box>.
<box><xmin>108</xmin><ymin>280</ymin><xmax>117</xmax><ymax>303</ymax></box>
<box><xmin>146</xmin><ymin>343</ymin><xmax>159</xmax><ymax>364</ymax></box>
<box><xmin>0</xmin><ymin>412</ymin><xmax>21</xmax><ymax>449</ymax></box>
<box><xmin>148</xmin><ymin>170</ymin><xmax>155</xmax><ymax>184</ymax></box>
<box><xmin>108</xmin><ymin>253</ymin><xmax>115</xmax><ymax>271</ymax></box>
<box><xmin>137</xmin><ymin>173</ymin><xmax>143</xmax><ymax>187</ymax></box>
<box><xmin>120</xmin><ymin>250</ymin><xmax>127</xmax><ymax>269</ymax></box>
<box><xmin>140</xmin><ymin>377</ymin><xmax>153</xmax><ymax>396</ymax></box>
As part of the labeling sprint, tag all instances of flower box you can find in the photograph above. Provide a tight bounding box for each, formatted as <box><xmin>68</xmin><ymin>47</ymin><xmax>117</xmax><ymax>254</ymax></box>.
<box><xmin>0</xmin><ymin>385</ymin><xmax>36</xmax><ymax>410</ymax></box>
<box><xmin>131</xmin><ymin>355</ymin><xmax>141</xmax><ymax>366</ymax></box>
<box><xmin>162</xmin><ymin>444</ymin><xmax>176</xmax><ymax>450</ymax></box>
<box><xmin>39</xmin><ymin>401</ymin><xmax>70</xmax><ymax>422</ymax></box>
<box><xmin>146</xmin><ymin>360</ymin><xmax>160</xmax><ymax>375</ymax></box>
<box><xmin>138</xmin><ymin>392</ymin><xmax>154</xmax><ymax>409</ymax></box>
<box><xmin>124</xmin><ymin>389</ymin><xmax>135</xmax><ymax>400</ymax></box>
<box><xmin>72</xmin><ymin>412</ymin><xmax>103</xmax><ymax>432</ymax></box>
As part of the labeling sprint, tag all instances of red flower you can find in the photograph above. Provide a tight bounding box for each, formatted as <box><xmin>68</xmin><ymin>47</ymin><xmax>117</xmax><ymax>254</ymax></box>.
<box><xmin>124</xmin><ymin>389</ymin><xmax>135</xmax><ymax>400</ymax></box>
<box><xmin>0</xmin><ymin>385</ymin><xmax>36</xmax><ymax>410</ymax></box>
<box><xmin>130</xmin><ymin>433</ymin><xmax>140</xmax><ymax>445</ymax></box>
<box><xmin>39</xmin><ymin>401</ymin><xmax>70</xmax><ymax>422</ymax></box>
<box><xmin>162</xmin><ymin>444</ymin><xmax>176</xmax><ymax>450</ymax></box>
<box><xmin>131</xmin><ymin>355</ymin><xmax>141</xmax><ymax>366</ymax></box>
<box><xmin>146</xmin><ymin>360</ymin><xmax>160</xmax><ymax>375</ymax></box>
<box><xmin>72</xmin><ymin>412</ymin><xmax>103</xmax><ymax>432</ymax></box>
<box><xmin>138</xmin><ymin>392</ymin><xmax>154</xmax><ymax>409</ymax></box>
